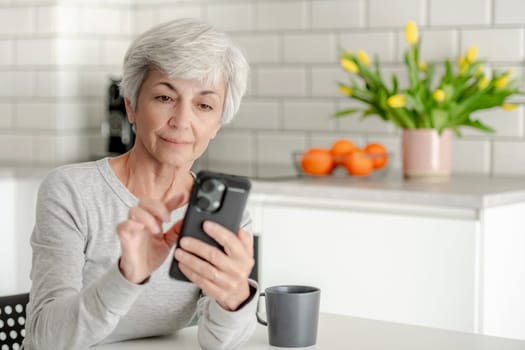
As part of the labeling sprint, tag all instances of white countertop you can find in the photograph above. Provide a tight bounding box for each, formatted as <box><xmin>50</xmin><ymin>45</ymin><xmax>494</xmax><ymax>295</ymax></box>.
<box><xmin>94</xmin><ymin>313</ymin><xmax>525</xmax><ymax>350</ymax></box>
<box><xmin>2</xmin><ymin>163</ymin><xmax>525</xmax><ymax>210</ymax></box>
<box><xmin>251</xmin><ymin>173</ymin><xmax>525</xmax><ymax>209</ymax></box>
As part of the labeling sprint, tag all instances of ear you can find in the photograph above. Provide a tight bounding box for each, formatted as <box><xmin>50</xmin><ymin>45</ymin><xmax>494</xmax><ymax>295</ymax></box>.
<box><xmin>124</xmin><ymin>97</ymin><xmax>136</xmax><ymax>124</ymax></box>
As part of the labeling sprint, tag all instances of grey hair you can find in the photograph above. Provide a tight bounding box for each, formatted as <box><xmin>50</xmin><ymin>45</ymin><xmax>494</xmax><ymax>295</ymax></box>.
<box><xmin>119</xmin><ymin>18</ymin><xmax>249</xmax><ymax>124</ymax></box>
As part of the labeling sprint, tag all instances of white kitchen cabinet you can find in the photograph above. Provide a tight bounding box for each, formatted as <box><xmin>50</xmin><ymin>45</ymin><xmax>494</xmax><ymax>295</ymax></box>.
<box><xmin>249</xmin><ymin>176</ymin><xmax>525</xmax><ymax>341</ymax></box>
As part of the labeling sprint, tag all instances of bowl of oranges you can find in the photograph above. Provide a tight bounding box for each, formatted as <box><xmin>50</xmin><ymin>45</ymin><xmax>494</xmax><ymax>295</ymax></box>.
<box><xmin>296</xmin><ymin>139</ymin><xmax>389</xmax><ymax>177</ymax></box>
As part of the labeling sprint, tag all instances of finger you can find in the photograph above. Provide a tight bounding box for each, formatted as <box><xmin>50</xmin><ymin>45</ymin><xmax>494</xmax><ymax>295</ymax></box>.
<box><xmin>128</xmin><ymin>206</ymin><xmax>162</xmax><ymax>234</ymax></box>
<box><xmin>202</xmin><ymin>221</ymin><xmax>245</xmax><ymax>258</ymax></box>
<box><xmin>178</xmin><ymin>263</ymin><xmax>223</xmax><ymax>295</ymax></box>
<box><xmin>178</xmin><ymin>237</ymin><xmax>236</xmax><ymax>274</ymax></box>
<box><xmin>116</xmin><ymin>220</ymin><xmax>145</xmax><ymax>239</ymax></box>
<box><xmin>163</xmin><ymin>221</ymin><xmax>182</xmax><ymax>247</ymax></box>
<box><xmin>238</xmin><ymin>229</ymin><xmax>254</xmax><ymax>257</ymax></box>
<box><xmin>138</xmin><ymin>198</ymin><xmax>170</xmax><ymax>222</ymax></box>
<box><xmin>175</xmin><ymin>248</ymin><xmax>226</xmax><ymax>287</ymax></box>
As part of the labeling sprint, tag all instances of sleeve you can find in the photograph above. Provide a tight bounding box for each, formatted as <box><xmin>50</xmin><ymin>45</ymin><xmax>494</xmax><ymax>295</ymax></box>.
<box><xmin>196</xmin><ymin>210</ymin><xmax>259</xmax><ymax>350</ymax></box>
<box><xmin>24</xmin><ymin>170</ymin><xmax>145</xmax><ymax>350</ymax></box>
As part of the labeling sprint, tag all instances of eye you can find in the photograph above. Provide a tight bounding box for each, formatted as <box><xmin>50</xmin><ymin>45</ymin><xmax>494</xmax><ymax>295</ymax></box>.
<box><xmin>198</xmin><ymin>104</ymin><xmax>213</xmax><ymax>111</ymax></box>
<box><xmin>156</xmin><ymin>95</ymin><xmax>173</xmax><ymax>103</ymax></box>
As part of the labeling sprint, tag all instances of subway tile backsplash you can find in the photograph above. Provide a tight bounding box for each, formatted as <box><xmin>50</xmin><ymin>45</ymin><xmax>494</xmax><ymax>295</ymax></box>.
<box><xmin>1</xmin><ymin>0</ymin><xmax>525</xmax><ymax>176</ymax></box>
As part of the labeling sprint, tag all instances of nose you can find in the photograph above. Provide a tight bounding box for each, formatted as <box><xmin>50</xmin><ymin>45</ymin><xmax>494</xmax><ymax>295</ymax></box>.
<box><xmin>168</xmin><ymin>100</ymin><xmax>192</xmax><ymax>129</ymax></box>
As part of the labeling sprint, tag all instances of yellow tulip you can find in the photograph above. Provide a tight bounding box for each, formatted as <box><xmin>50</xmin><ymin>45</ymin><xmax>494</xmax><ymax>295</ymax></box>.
<box><xmin>338</xmin><ymin>85</ymin><xmax>353</xmax><ymax>96</ymax></box>
<box><xmin>405</xmin><ymin>21</ymin><xmax>419</xmax><ymax>45</ymax></box>
<box><xmin>502</xmin><ymin>103</ymin><xmax>517</xmax><ymax>111</ymax></box>
<box><xmin>466</xmin><ymin>46</ymin><xmax>478</xmax><ymax>63</ymax></box>
<box><xmin>357</xmin><ymin>50</ymin><xmax>371</xmax><ymax>66</ymax></box>
<box><xmin>341</xmin><ymin>57</ymin><xmax>358</xmax><ymax>73</ymax></box>
<box><xmin>457</xmin><ymin>56</ymin><xmax>466</xmax><ymax>68</ymax></box>
<box><xmin>460</xmin><ymin>63</ymin><xmax>469</xmax><ymax>76</ymax></box>
<box><xmin>387</xmin><ymin>94</ymin><xmax>406</xmax><ymax>108</ymax></box>
<box><xmin>419</xmin><ymin>60</ymin><xmax>428</xmax><ymax>72</ymax></box>
<box><xmin>478</xmin><ymin>76</ymin><xmax>489</xmax><ymax>89</ymax></box>
<box><xmin>495</xmin><ymin>74</ymin><xmax>510</xmax><ymax>89</ymax></box>
<box><xmin>433</xmin><ymin>89</ymin><xmax>445</xmax><ymax>102</ymax></box>
<box><xmin>476</xmin><ymin>64</ymin><xmax>484</xmax><ymax>76</ymax></box>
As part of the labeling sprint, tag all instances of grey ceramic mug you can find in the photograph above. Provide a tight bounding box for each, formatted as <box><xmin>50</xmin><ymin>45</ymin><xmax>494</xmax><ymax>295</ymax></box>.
<box><xmin>256</xmin><ymin>285</ymin><xmax>321</xmax><ymax>348</ymax></box>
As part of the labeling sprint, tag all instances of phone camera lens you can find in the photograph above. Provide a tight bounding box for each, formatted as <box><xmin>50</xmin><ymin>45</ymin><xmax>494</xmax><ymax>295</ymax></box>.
<box><xmin>201</xmin><ymin>179</ymin><xmax>215</xmax><ymax>193</ymax></box>
<box><xmin>196</xmin><ymin>196</ymin><xmax>210</xmax><ymax>211</ymax></box>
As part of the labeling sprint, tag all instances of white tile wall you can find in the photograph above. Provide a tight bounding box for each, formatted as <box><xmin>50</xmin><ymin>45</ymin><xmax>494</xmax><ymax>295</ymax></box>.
<box><xmin>16</xmin><ymin>39</ymin><xmax>57</xmax><ymax>65</ymax></box>
<box><xmin>468</xmin><ymin>107</ymin><xmax>524</xmax><ymax>138</ymax></box>
<box><xmin>256</xmin><ymin>132</ymin><xmax>308</xmax><ymax>164</ymax></box>
<box><xmin>337</xmin><ymin>100</ymin><xmax>394</xmax><ymax>134</ymax></box>
<box><xmin>233</xmin><ymin>34</ymin><xmax>280</xmax><ymax>64</ymax></box>
<box><xmin>232</xmin><ymin>99</ymin><xmax>280</xmax><ymax>130</ymax></box>
<box><xmin>0</xmin><ymin>134</ymin><xmax>34</xmax><ymax>162</ymax></box>
<box><xmin>35</xmin><ymin>71</ymin><xmax>79</xmax><ymax>97</ymax></box>
<box><xmin>283</xmin><ymin>99</ymin><xmax>336</xmax><ymax>131</ymax></box>
<box><xmin>132</xmin><ymin>7</ymin><xmax>155</xmax><ymax>34</ymax></box>
<box><xmin>451</xmin><ymin>139</ymin><xmax>491</xmax><ymax>174</ymax></box>
<box><xmin>15</xmin><ymin>102</ymin><xmax>103</xmax><ymax>130</ymax></box>
<box><xmin>102</xmin><ymin>39</ymin><xmax>129</xmax><ymax>66</ymax></box>
<box><xmin>461</xmin><ymin>28</ymin><xmax>524</xmax><ymax>62</ymax></box>
<box><xmin>207</xmin><ymin>3</ymin><xmax>254</xmax><ymax>32</ymax></box>
<box><xmin>207</xmin><ymin>130</ymin><xmax>254</xmax><ymax>163</ymax></box>
<box><xmin>429</xmin><ymin>0</ymin><xmax>491</xmax><ymax>26</ymax></box>
<box><xmin>493</xmin><ymin>141</ymin><xmax>525</xmax><ymax>176</ymax></box>
<box><xmin>311</xmin><ymin>66</ymin><xmax>347</xmax><ymax>97</ymax></box>
<box><xmin>398</xmin><ymin>30</ymin><xmax>459</xmax><ymax>62</ymax></box>
<box><xmin>311</xmin><ymin>0</ymin><xmax>364</xmax><ymax>29</ymax></box>
<box><xmin>56</xmin><ymin>39</ymin><xmax>100</xmax><ymax>65</ymax></box>
<box><xmin>0</xmin><ymin>71</ymin><xmax>33</xmax><ymax>96</ymax></box>
<box><xmin>0</xmin><ymin>40</ymin><xmax>13</xmax><ymax>65</ymax></box>
<box><xmin>495</xmin><ymin>0</ymin><xmax>525</xmax><ymax>24</ymax></box>
<box><xmin>157</xmin><ymin>5</ymin><xmax>203</xmax><ymax>23</ymax></box>
<box><xmin>257</xmin><ymin>67</ymin><xmax>307</xmax><ymax>97</ymax></box>
<box><xmin>369</xmin><ymin>0</ymin><xmax>426</xmax><ymax>27</ymax></box>
<box><xmin>79</xmin><ymin>8</ymin><xmax>122</xmax><ymax>35</ymax></box>
<box><xmin>0</xmin><ymin>8</ymin><xmax>33</xmax><ymax>35</ymax></box>
<box><xmin>36</xmin><ymin>134</ymin><xmax>91</xmax><ymax>164</ymax></box>
<box><xmin>36</xmin><ymin>6</ymin><xmax>78</xmax><ymax>34</ymax></box>
<box><xmin>0</xmin><ymin>103</ymin><xmax>13</xmax><ymax>128</ymax></box>
<box><xmin>284</xmin><ymin>33</ymin><xmax>337</xmax><ymax>63</ymax></box>
<box><xmin>257</xmin><ymin>1</ymin><xmax>308</xmax><ymax>30</ymax></box>
<box><xmin>340</xmin><ymin>31</ymin><xmax>396</xmax><ymax>63</ymax></box>
<box><xmin>1</xmin><ymin>0</ymin><xmax>525</xmax><ymax>176</ymax></box>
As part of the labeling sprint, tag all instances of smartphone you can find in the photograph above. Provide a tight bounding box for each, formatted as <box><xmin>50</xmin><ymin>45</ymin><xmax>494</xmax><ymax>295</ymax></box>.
<box><xmin>169</xmin><ymin>170</ymin><xmax>251</xmax><ymax>282</ymax></box>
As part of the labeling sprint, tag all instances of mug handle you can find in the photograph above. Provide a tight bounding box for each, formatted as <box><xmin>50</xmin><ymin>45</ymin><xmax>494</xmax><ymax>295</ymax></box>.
<box><xmin>256</xmin><ymin>292</ymin><xmax>267</xmax><ymax>326</ymax></box>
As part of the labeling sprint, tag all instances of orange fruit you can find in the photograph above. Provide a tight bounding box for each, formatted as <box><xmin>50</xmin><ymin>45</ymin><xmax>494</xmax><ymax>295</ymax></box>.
<box><xmin>330</xmin><ymin>139</ymin><xmax>358</xmax><ymax>165</ymax></box>
<box><xmin>364</xmin><ymin>143</ymin><xmax>388</xmax><ymax>169</ymax></box>
<box><xmin>300</xmin><ymin>148</ymin><xmax>334</xmax><ymax>176</ymax></box>
<box><xmin>342</xmin><ymin>150</ymin><xmax>373</xmax><ymax>176</ymax></box>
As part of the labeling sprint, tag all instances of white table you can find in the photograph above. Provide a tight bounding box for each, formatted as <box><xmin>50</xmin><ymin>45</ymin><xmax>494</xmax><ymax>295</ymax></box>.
<box><xmin>94</xmin><ymin>313</ymin><xmax>525</xmax><ymax>349</ymax></box>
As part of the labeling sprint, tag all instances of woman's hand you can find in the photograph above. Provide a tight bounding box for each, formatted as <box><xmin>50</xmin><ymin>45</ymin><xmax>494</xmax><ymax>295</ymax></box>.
<box><xmin>117</xmin><ymin>196</ymin><xmax>184</xmax><ymax>284</ymax></box>
<box><xmin>174</xmin><ymin>221</ymin><xmax>254</xmax><ymax>311</ymax></box>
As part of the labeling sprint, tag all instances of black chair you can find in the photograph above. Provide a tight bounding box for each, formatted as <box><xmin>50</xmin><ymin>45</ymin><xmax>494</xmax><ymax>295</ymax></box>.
<box><xmin>0</xmin><ymin>293</ymin><xmax>29</xmax><ymax>349</ymax></box>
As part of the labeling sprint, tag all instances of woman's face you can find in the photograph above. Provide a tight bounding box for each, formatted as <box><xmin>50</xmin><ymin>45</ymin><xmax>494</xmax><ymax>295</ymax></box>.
<box><xmin>125</xmin><ymin>70</ymin><xmax>225</xmax><ymax>168</ymax></box>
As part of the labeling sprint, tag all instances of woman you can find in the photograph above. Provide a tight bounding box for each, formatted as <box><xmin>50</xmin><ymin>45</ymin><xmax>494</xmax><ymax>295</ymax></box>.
<box><xmin>23</xmin><ymin>18</ymin><xmax>256</xmax><ymax>350</ymax></box>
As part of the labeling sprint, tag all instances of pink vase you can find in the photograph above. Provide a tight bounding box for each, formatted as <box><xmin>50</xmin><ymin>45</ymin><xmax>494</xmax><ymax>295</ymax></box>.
<box><xmin>402</xmin><ymin>129</ymin><xmax>452</xmax><ymax>180</ymax></box>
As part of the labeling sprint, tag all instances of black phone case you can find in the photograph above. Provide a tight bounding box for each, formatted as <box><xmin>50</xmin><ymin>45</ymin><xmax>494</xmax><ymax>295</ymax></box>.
<box><xmin>169</xmin><ymin>170</ymin><xmax>251</xmax><ymax>282</ymax></box>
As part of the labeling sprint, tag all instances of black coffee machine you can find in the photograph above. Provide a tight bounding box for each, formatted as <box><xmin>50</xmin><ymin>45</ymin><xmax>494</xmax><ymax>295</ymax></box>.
<box><xmin>107</xmin><ymin>78</ymin><xmax>135</xmax><ymax>154</ymax></box>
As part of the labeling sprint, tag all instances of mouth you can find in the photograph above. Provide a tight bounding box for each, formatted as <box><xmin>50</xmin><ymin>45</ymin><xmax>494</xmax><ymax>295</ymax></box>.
<box><xmin>160</xmin><ymin>136</ymin><xmax>193</xmax><ymax>146</ymax></box>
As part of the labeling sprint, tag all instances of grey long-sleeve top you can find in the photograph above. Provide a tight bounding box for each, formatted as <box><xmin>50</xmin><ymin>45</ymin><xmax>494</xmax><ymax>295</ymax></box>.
<box><xmin>22</xmin><ymin>158</ymin><xmax>258</xmax><ymax>350</ymax></box>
